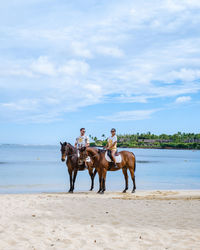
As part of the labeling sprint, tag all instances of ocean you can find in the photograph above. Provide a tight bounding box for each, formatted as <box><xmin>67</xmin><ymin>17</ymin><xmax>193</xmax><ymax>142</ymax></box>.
<box><xmin>0</xmin><ymin>144</ymin><xmax>200</xmax><ymax>193</ymax></box>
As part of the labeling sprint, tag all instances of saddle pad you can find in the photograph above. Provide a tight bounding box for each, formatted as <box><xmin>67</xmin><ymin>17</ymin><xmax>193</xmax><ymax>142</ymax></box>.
<box><xmin>86</xmin><ymin>156</ymin><xmax>91</xmax><ymax>162</ymax></box>
<box><xmin>105</xmin><ymin>151</ymin><xmax>122</xmax><ymax>163</ymax></box>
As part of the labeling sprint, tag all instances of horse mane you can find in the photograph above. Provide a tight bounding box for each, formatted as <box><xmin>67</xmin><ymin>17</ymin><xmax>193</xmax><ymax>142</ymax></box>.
<box><xmin>86</xmin><ymin>147</ymin><xmax>100</xmax><ymax>159</ymax></box>
<box><xmin>98</xmin><ymin>148</ymin><xmax>106</xmax><ymax>153</ymax></box>
<box><xmin>68</xmin><ymin>142</ymin><xmax>77</xmax><ymax>151</ymax></box>
<box><xmin>66</xmin><ymin>142</ymin><xmax>74</xmax><ymax>148</ymax></box>
<box><xmin>63</xmin><ymin>142</ymin><xmax>77</xmax><ymax>154</ymax></box>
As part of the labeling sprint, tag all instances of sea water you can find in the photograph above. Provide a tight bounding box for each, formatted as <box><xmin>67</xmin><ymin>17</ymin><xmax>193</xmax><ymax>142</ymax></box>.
<box><xmin>0</xmin><ymin>144</ymin><xmax>200</xmax><ymax>193</ymax></box>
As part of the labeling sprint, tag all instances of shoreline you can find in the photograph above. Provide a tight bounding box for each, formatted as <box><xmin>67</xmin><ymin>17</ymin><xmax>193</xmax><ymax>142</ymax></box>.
<box><xmin>1</xmin><ymin>144</ymin><xmax>199</xmax><ymax>150</ymax></box>
<box><xmin>94</xmin><ymin>145</ymin><xmax>200</xmax><ymax>150</ymax></box>
<box><xmin>1</xmin><ymin>189</ymin><xmax>200</xmax><ymax>199</ymax></box>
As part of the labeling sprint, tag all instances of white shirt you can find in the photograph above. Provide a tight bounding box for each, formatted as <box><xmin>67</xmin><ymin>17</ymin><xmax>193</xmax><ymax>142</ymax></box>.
<box><xmin>108</xmin><ymin>135</ymin><xmax>117</xmax><ymax>150</ymax></box>
<box><xmin>76</xmin><ymin>135</ymin><xmax>89</xmax><ymax>148</ymax></box>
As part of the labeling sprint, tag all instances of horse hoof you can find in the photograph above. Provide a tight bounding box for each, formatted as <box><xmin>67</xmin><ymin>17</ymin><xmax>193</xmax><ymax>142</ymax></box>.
<box><xmin>100</xmin><ymin>191</ymin><xmax>104</xmax><ymax>194</ymax></box>
<box><xmin>89</xmin><ymin>188</ymin><xmax>93</xmax><ymax>191</ymax></box>
<box><xmin>68</xmin><ymin>190</ymin><xmax>73</xmax><ymax>193</ymax></box>
<box><xmin>132</xmin><ymin>190</ymin><xmax>135</xmax><ymax>193</ymax></box>
<box><xmin>122</xmin><ymin>190</ymin><xmax>126</xmax><ymax>193</ymax></box>
<box><xmin>97</xmin><ymin>191</ymin><xmax>101</xmax><ymax>194</ymax></box>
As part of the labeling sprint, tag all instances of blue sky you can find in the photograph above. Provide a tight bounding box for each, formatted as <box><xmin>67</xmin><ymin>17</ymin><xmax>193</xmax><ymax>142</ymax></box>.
<box><xmin>0</xmin><ymin>0</ymin><xmax>200</xmax><ymax>144</ymax></box>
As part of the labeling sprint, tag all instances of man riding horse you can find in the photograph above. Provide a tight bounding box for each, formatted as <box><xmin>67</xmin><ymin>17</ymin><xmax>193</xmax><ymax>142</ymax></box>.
<box><xmin>75</xmin><ymin>128</ymin><xmax>90</xmax><ymax>149</ymax></box>
<box><xmin>75</xmin><ymin>128</ymin><xmax>90</xmax><ymax>168</ymax></box>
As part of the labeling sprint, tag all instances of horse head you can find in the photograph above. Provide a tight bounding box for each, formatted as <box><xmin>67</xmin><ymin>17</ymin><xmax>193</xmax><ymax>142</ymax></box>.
<box><xmin>60</xmin><ymin>142</ymin><xmax>77</xmax><ymax>162</ymax></box>
<box><xmin>78</xmin><ymin>146</ymin><xmax>88</xmax><ymax>162</ymax></box>
<box><xmin>60</xmin><ymin>142</ymin><xmax>68</xmax><ymax>162</ymax></box>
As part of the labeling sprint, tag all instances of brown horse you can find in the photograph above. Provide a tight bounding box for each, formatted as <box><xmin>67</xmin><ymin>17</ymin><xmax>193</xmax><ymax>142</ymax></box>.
<box><xmin>60</xmin><ymin>142</ymin><xmax>97</xmax><ymax>193</ymax></box>
<box><xmin>79</xmin><ymin>147</ymin><xmax>136</xmax><ymax>194</ymax></box>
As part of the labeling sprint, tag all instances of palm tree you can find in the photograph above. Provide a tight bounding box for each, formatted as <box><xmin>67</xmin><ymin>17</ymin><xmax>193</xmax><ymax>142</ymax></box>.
<box><xmin>101</xmin><ymin>134</ymin><xmax>105</xmax><ymax>140</ymax></box>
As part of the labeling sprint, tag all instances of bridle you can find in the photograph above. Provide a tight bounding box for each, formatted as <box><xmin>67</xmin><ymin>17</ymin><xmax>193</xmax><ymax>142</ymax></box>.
<box><xmin>79</xmin><ymin>148</ymin><xmax>99</xmax><ymax>161</ymax></box>
<box><xmin>62</xmin><ymin>143</ymin><xmax>77</xmax><ymax>158</ymax></box>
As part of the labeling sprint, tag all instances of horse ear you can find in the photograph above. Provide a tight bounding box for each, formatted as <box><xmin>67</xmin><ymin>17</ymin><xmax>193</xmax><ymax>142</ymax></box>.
<box><xmin>79</xmin><ymin>146</ymin><xmax>85</xmax><ymax>152</ymax></box>
<box><xmin>60</xmin><ymin>142</ymin><xmax>63</xmax><ymax>146</ymax></box>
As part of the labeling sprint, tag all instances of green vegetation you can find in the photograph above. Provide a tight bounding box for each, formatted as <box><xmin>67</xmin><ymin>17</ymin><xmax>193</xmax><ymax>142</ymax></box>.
<box><xmin>89</xmin><ymin>132</ymin><xmax>200</xmax><ymax>150</ymax></box>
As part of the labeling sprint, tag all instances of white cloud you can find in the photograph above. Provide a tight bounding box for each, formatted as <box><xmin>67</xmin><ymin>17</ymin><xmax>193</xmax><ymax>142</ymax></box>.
<box><xmin>1</xmin><ymin>0</ymin><xmax>200</xmax><ymax>123</ymax></box>
<box><xmin>175</xmin><ymin>96</ymin><xmax>191</xmax><ymax>103</ymax></box>
<box><xmin>59</xmin><ymin>60</ymin><xmax>90</xmax><ymax>76</ymax></box>
<box><xmin>30</xmin><ymin>56</ymin><xmax>56</xmax><ymax>76</ymax></box>
<box><xmin>84</xmin><ymin>84</ymin><xmax>102</xmax><ymax>95</ymax></box>
<box><xmin>96</xmin><ymin>46</ymin><xmax>124</xmax><ymax>57</ymax></box>
<box><xmin>1</xmin><ymin>99</ymin><xmax>40</xmax><ymax>111</ymax></box>
<box><xmin>98</xmin><ymin>109</ymin><xmax>159</xmax><ymax>122</ymax></box>
<box><xmin>114</xmin><ymin>95</ymin><xmax>148</xmax><ymax>103</ymax></box>
<box><xmin>0</xmin><ymin>68</ymin><xmax>34</xmax><ymax>77</ymax></box>
<box><xmin>71</xmin><ymin>42</ymin><xmax>93</xmax><ymax>58</ymax></box>
<box><xmin>165</xmin><ymin>68</ymin><xmax>200</xmax><ymax>82</ymax></box>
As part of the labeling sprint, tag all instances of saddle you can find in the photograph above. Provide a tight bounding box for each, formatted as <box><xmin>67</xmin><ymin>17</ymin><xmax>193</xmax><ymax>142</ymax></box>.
<box><xmin>105</xmin><ymin>150</ymin><xmax>122</xmax><ymax>163</ymax></box>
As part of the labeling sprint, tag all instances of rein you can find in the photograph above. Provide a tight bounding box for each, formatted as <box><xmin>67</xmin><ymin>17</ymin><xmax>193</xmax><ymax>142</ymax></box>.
<box><xmin>66</xmin><ymin>153</ymin><xmax>77</xmax><ymax>157</ymax></box>
<box><xmin>85</xmin><ymin>150</ymin><xmax>99</xmax><ymax>159</ymax></box>
<box><xmin>65</xmin><ymin>145</ymin><xmax>78</xmax><ymax>157</ymax></box>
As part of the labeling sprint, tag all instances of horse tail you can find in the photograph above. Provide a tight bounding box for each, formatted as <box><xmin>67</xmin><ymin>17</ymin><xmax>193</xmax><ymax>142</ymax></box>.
<box><xmin>131</xmin><ymin>152</ymin><xmax>136</xmax><ymax>172</ymax></box>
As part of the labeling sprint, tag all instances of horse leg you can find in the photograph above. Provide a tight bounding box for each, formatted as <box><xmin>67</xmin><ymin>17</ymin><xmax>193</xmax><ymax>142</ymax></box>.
<box><xmin>92</xmin><ymin>169</ymin><xmax>97</xmax><ymax>190</ymax></box>
<box><xmin>72</xmin><ymin>168</ymin><xmax>78</xmax><ymax>192</ymax></box>
<box><xmin>97</xmin><ymin>169</ymin><xmax>103</xmax><ymax>193</ymax></box>
<box><xmin>122</xmin><ymin>167</ymin><xmax>128</xmax><ymax>193</ymax></box>
<box><xmin>100</xmin><ymin>168</ymin><xmax>107</xmax><ymax>194</ymax></box>
<box><xmin>88</xmin><ymin>167</ymin><xmax>95</xmax><ymax>191</ymax></box>
<box><xmin>97</xmin><ymin>174</ymin><xmax>102</xmax><ymax>193</ymax></box>
<box><xmin>68</xmin><ymin>169</ymin><xmax>73</xmax><ymax>193</ymax></box>
<box><xmin>88</xmin><ymin>168</ymin><xmax>93</xmax><ymax>191</ymax></box>
<box><xmin>129</xmin><ymin>167</ymin><xmax>136</xmax><ymax>193</ymax></box>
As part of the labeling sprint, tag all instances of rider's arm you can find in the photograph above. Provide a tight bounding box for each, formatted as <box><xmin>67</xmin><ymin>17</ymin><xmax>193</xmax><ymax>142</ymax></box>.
<box><xmin>75</xmin><ymin>138</ymin><xmax>78</xmax><ymax>148</ymax></box>
<box><xmin>85</xmin><ymin>136</ymin><xmax>90</xmax><ymax>147</ymax></box>
<box><xmin>107</xmin><ymin>141</ymin><xmax>116</xmax><ymax>149</ymax></box>
<box><xmin>104</xmin><ymin>140</ymin><xmax>109</xmax><ymax>149</ymax></box>
<box><xmin>111</xmin><ymin>141</ymin><xmax>117</xmax><ymax>148</ymax></box>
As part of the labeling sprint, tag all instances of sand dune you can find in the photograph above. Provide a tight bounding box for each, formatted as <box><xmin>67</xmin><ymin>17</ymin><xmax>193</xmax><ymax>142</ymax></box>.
<box><xmin>0</xmin><ymin>190</ymin><xmax>200</xmax><ymax>250</ymax></box>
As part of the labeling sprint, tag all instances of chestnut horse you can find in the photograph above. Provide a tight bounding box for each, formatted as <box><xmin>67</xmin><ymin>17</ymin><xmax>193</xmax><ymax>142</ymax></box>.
<box><xmin>79</xmin><ymin>147</ymin><xmax>136</xmax><ymax>194</ymax></box>
<box><xmin>60</xmin><ymin>142</ymin><xmax>97</xmax><ymax>193</ymax></box>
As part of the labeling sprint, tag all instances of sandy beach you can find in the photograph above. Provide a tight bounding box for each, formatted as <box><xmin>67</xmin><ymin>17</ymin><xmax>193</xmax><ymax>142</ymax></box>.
<box><xmin>0</xmin><ymin>190</ymin><xmax>200</xmax><ymax>250</ymax></box>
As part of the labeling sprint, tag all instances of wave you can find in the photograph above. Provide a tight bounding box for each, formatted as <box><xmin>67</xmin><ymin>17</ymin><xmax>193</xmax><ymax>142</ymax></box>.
<box><xmin>0</xmin><ymin>161</ymin><xmax>61</xmax><ymax>166</ymax></box>
<box><xmin>0</xmin><ymin>144</ymin><xmax>58</xmax><ymax>147</ymax></box>
<box><xmin>136</xmin><ymin>160</ymin><xmax>160</xmax><ymax>164</ymax></box>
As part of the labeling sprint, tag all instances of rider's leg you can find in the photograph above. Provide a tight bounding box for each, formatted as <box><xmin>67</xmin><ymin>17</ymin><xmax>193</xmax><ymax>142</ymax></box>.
<box><xmin>111</xmin><ymin>150</ymin><xmax>117</xmax><ymax>167</ymax></box>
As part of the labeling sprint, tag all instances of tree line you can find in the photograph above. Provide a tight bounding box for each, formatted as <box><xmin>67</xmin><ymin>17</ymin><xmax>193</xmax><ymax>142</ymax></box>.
<box><xmin>89</xmin><ymin>132</ymin><xmax>200</xmax><ymax>150</ymax></box>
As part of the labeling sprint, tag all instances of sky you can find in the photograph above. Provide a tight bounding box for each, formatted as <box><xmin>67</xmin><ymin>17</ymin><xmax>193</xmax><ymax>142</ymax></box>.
<box><xmin>0</xmin><ymin>0</ymin><xmax>200</xmax><ymax>144</ymax></box>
